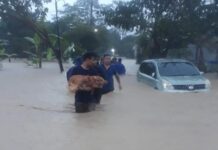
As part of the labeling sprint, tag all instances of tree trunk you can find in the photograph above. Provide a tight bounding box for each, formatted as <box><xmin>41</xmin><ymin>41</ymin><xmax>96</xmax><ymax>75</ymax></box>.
<box><xmin>150</xmin><ymin>38</ymin><xmax>162</xmax><ymax>58</ymax></box>
<box><xmin>54</xmin><ymin>48</ymin><xmax>64</xmax><ymax>73</ymax></box>
<box><xmin>136</xmin><ymin>48</ymin><xmax>143</xmax><ymax>64</ymax></box>
<box><xmin>39</xmin><ymin>49</ymin><xmax>42</xmax><ymax>68</ymax></box>
<box><xmin>57</xmin><ymin>57</ymin><xmax>64</xmax><ymax>73</ymax></box>
<box><xmin>216</xmin><ymin>48</ymin><xmax>218</xmax><ymax>60</ymax></box>
<box><xmin>195</xmin><ymin>46</ymin><xmax>206</xmax><ymax>72</ymax></box>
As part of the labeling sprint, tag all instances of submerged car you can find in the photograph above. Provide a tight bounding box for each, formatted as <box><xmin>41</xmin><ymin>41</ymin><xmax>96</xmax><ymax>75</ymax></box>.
<box><xmin>137</xmin><ymin>59</ymin><xmax>211</xmax><ymax>92</ymax></box>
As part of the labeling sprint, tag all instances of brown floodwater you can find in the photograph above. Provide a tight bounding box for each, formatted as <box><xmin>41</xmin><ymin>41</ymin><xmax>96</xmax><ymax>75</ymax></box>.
<box><xmin>0</xmin><ymin>60</ymin><xmax>218</xmax><ymax>150</ymax></box>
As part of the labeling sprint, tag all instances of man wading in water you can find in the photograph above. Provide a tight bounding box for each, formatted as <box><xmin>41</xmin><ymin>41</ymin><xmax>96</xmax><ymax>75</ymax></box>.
<box><xmin>95</xmin><ymin>54</ymin><xmax>122</xmax><ymax>104</ymax></box>
<box><xmin>67</xmin><ymin>52</ymin><xmax>106</xmax><ymax>113</ymax></box>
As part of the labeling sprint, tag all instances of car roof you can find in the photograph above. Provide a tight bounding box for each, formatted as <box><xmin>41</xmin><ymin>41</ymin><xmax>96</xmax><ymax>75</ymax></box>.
<box><xmin>142</xmin><ymin>58</ymin><xmax>190</xmax><ymax>64</ymax></box>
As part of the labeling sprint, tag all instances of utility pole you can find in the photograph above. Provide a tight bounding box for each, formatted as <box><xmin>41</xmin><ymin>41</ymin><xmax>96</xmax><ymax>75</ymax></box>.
<box><xmin>55</xmin><ymin>0</ymin><xmax>61</xmax><ymax>54</ymax></box>
<box><xmin>90</xmin><ymin>0</ymin><xmax>94</xmax><ymax>26</ymax></box>
<box><xmin>55</xmin><ymin>0</ymin><xmax>64</xmax><ymax>72</ymax></box>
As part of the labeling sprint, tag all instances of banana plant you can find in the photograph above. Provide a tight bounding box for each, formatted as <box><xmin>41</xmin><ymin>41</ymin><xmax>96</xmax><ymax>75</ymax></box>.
<box><xmin>24</xmin><ymin>34</ymin><xmax>42</xmax><ymax>68</ymax></box>
<box><xmin>23</xmin><ymin>50</ymin><xmax>38</xmax><ymax>66</ymax></box>
<box><xmin>47</xmin><ymin>34</ymin><xmax>63</xmax><ymax>61</ymax></box>
<box><xmin>64</xmin><ymin>43</ymin><xmax>75</xmax><ymax>62</ymax></box>
<box><xmin>0</xmin><ymin>48</ymin><xmax>17</xmax><ymax>62</ymax></box>
<box><xmin>45</xmin><ymin>48</ymin><xmax>55</xmax><ymax>61</ymax></box>
<box><xmin>25</xmin><ymin>33</ymin><xmax>68</xmax><ymax>68</ymax></box>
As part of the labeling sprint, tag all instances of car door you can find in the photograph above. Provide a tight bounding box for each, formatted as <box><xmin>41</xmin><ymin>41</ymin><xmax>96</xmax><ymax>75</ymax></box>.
<box><xmin>138</xmin><ymin>62</ymin><xmax>157</xmax><ymax>88</ymax></box>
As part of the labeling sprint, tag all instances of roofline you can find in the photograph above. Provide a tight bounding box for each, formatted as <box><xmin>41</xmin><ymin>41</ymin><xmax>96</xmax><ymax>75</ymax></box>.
<box><xmin>142</xmin><ymin>58</ymin><xmax>190</xmax><ymax>63</ymax></box>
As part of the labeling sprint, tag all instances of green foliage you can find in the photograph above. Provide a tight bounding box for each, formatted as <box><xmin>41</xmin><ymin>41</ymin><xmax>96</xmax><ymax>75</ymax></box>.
<box><xmin>137</xmin><ymin>33</ymin><xmax>150</xmax><ymax>56</ymax></box>
<box><xmin>103</xmin><ymin>0</ymin><xmax>218</xmax><ymax>60</ymax></box>
<box><xmin>0</xmin><ymin>44</ymin><xmax>17</xmax><ymax>62</ymax></box>
<box><xmin>23</xmin><ymin>51</ymin><xmax>39</xmax><ymax>66</ymax></box>
<box><xmin>0</xmin><ymin>0</ymin><xmax>65</xmax><ymax>72</ymax></box>
<box><xmin>25</xmin><ymin>34</ymin><xmax>41</xmax><ymax>51</ymax></box>
<box><xmin>0</xmin><ymin>47</ymin><xmax>5</xmax><ymax>56</ymax></box>
<box><xmin>0</xmin><ymin>0</ymin><xmax>51</xmax><ymax>57</ymax></box>
<box><xmin>60</xmin><ymin>0</ymin><xmax>103</xmax><ymax>26</ymax></box>
<box><xmin>24</xmin><ymin>33</ymin><xmax>64</xmax><ymax>63</ymax></box>
<box><xmin>117</xmin><ymin>35</ymin><xmax>135</xmax><ymax>58</ymax></box>
<box><xmin>48</xmin><ymin>34</ymin><xmax>63</xmax><ymax>46</ymax></box>
<box><xmin>24</xmin><ymin>34</ymin><xmax>42</xmax><ymax>67</ymax></box>
<box><xmin>46</xmin><ymin>48</ymin><xmax>55</xmax><ymax>61</ymax></box>
<box><xmin>64</xmin><ymin>24</ymin><xmax>106</xmax><ymax>54</ymax></box>
<box><xmin>167</xmin><ymin>48</ymin><xmax>193</xmax><ymax>59</ymax></box>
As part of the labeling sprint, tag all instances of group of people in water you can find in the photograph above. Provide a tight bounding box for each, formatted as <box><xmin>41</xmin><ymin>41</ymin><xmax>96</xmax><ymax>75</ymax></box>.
<box><xmin>67</xmin><ymin>52</ymin><xmax>126</xmax><ymax>113</ymax></box>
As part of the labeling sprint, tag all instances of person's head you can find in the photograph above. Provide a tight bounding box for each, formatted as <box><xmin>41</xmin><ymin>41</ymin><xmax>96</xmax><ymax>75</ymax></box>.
<box><xmin>103</xmin><ymin>53</ymin><xmax>112</xmax><ymax>65</ymax></box>
<box><xmin>118</xmin><ymin>58</ymin><xmax>122</xmax><ymax>63</ymax></box>
<box><xmin>111</xmin><ymin>57</ymin><xmax>117</xmax><ymax>64</ymax></box>
<box><xmin>82</xmin><ymin>52</ymin><xmax>98</xmax><ymax>68</ymax></box>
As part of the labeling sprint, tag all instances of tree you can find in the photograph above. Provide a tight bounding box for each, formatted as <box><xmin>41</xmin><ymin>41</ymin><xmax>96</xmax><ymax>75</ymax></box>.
<box><xmin>63</xmin><ymin>24</ymin><xmax>112</xmax><ymax>56</ymax></box>
<box><xmin>0</xmin><ymin>16</ymin><xmax>34</xmax><ymax>58</ymax></box>
<box><xmin>103</xmin><ymin>0</ymin><xmax>218</xmax><ymax>63</ymax></box>
<box><xmin>0</xmin><ymin>0</ymin><xmax>64</xmax><ymax>72</ymax></box>
<box><xmin>64</xmin><ymin>24</ymin><xmax>99</xmax><ymax>51</ymax></box>
<box><xmin>57</xmin><ymin>1</ymin><xmax>123</xmax><ymax>58</ymax></box>
<box><xmin>61</xmin><ymin>0</ymin><xmax>104</xmax><ymax>26</ymax></box>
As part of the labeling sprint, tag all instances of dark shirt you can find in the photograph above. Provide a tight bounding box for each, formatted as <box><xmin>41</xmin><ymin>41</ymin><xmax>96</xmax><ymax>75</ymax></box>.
<box><xmin>115</xmin><ymin>63</ymin><xmax>126</xmax><ymax>75</ymax></box>
<box><xmin>67</xmin><ymin>65</ymin><xmax>100</xmax><ymax>104</ymax></box>
<box><xmin>99</xmin><ymin>64</ymin><xmax>117</xmax><ymax>93</ymax></box>
<box><xmin>73</xmin><ymin>57</ymin><xmax>82</xmax><ymax>66</ymax></box>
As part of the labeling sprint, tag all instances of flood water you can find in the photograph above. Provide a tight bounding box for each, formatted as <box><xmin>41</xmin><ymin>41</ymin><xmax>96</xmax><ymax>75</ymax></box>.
<box><xmin>0</xmin><ymin>59</ymin><xmax>218</xmax><ymax>150</ymax></box>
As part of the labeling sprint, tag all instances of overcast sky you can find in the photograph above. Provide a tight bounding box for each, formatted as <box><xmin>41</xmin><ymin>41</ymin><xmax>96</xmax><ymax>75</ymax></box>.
<box><xmin>45</xmin><ymin>0</ymin><xmax>115</xmax><ymax>20</ymax></box>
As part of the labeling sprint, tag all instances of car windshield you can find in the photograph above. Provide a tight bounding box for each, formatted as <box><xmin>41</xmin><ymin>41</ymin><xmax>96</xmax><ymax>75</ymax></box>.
<box><xmin>158</xmin><ymin>62</ymin><xmax>200</xmax><ymax>76</ymax></box>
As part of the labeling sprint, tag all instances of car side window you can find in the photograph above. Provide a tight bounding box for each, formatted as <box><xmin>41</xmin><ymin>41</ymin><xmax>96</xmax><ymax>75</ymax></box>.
<box><xmin>139</xmin><ymin>63</ymin><xmax>147</xmax><ymax>74</ymax></box>
<box><xmin>147</xmin><ymin>63</ymin><xmax>156</xmax><ymax>77</ymax></box>
<box><xmin>139</xmin><ymin>62</ymin><xmax>156</xmax><ymax>77</ymax></box>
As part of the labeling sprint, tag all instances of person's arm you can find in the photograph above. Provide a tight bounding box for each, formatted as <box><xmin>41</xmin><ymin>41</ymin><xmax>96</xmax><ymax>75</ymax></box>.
<box><xmin>123</xmin><ymin>64</ymin><xmax>126</xmax><ymax>75</ymax></box>
<box><xmin>66</xmin><ymin>67</ymin><xmax>74</xmax><ymax>81</ymax></box>
<box><xmin>97</xmin><ymin>65</ymin><xmax>106</xmax><ymax>80</ymax></box>
<box><xmin>115</xmin><ymin>73</ymin><xmax>122</xmax><ymax>90</ymax></box>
